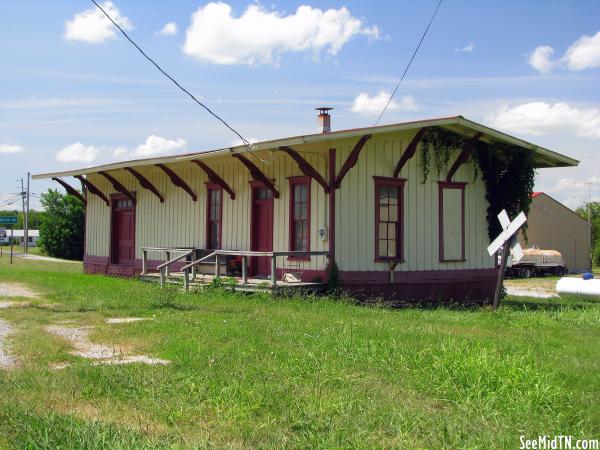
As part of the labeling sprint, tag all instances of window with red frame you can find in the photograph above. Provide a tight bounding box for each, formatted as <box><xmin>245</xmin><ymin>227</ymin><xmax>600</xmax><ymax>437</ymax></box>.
<box><xmin>206</xmin><ymin>187</ymin><xmax>222</xmax><ymax>249</ymax></box>
<box><xmin>289</xmin><ymin>177</ymin><xmax>310</xmax><ymax>253</ymax></box>
<box><xmin>374</xmin><ymin>177</ymin><xmax>405</xmax><ymax>261</ymax></box>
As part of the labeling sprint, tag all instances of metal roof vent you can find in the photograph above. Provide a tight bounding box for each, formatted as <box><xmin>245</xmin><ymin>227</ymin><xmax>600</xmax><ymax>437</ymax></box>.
<box><xmin>316</xmin><ymin>107</ymin><xmax>333</xmax><ymax>133</ymax></box>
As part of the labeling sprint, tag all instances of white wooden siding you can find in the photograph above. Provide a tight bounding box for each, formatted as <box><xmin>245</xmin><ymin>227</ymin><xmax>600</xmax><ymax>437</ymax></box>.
<box><xmin>85</xmin><ymin>150</ymin><xmax>330</xmax><ymax>271</ymax></box>
<box><xmin>85</xmin><ymin>128</ymin><xmax>493</xmax><ymax>273</ymax></box>
<box><xmin>334</xmin><ymin>129</ymin><xmax>493</xmax><ymax>272</ymax></box>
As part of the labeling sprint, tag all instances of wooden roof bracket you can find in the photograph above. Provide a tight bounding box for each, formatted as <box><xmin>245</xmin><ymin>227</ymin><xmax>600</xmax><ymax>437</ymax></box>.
<box><xmin>191</xmin><ymin>160</ymin><xmax>235</xmax><ymax>200</ymax></box>
<box><xmin>334</xmin><ymin>134</ymin><xmax>371</xmax><ymax>189</ymax></box>
<box><xmin>155</xmin><ymin>164</ymin><xmax>197</xmax><ymax>201</ymax></box>
<box><xmin>99</xmin><ymin>171</ymin><xmax>136</xmax><ymax>204</ymax></box>
<box><xmin>394</xmin><ymin>127</ymin><xmax>429</xmax><ymax>178</ymax></box>
<box><xmin>232</xmin><ymin>153</ymin><xmax>279</xmax><ymax>198</ymax></box>
<box><xmin>74</xmin><ymin>175</ymin><xmax>109</xmax><ymax>206</ymax></box>
<box><xmin>51</xmin><ymin>177</ymin><xmax>87</xmax><ymax>205</ymax></box>
<box><xmin>124</xmin><ymin>167</ymin><xmax>164</xmax><ymax>203</ymax></box>
<box><xmin>279</xmin><ymin>146</ymin><xmax>330</xmax><ymax>193</ymax></box>
<box><xmin>446</xmin><ymin>132</ymin><xmax>484</xmax><ymax>182</ymax></box>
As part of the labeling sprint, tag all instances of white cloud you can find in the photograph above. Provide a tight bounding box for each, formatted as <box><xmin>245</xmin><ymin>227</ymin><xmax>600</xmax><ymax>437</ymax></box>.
<box><xmin>157</xmin><ymin>22</ymin><xmax>178</xmax><ymax>36</ymax></box>
<box><xmin>454</xmin><ymin>43</ymin><xmax>475</xmax><ymax>53</ymax></box>
<box><xmin>350</xmin><ymin>91</ymin><xmax>416</xmax><ymax>115</ymax></box>
<box><xmin>528</xmin><ymin>46</ymin><xmax>555</xmax><ymax>74</ymax></box>
<box><xmin>183</xmin><ymin>2</ymin><xmax>379</xmax><ymax>65</ymax></box>
<box><xmin>113</xmin><ymin>135</ymin><xmax>187</xmax><ymax>159</ymax></box>
<box><xmin>528</xmin><ymin>31</ymin><xmax>600</xmax><ymax>73</ymax></box>
<box><xmin>563</xmin><ymin>31</ymin><xmax>600</xmax><ymax>71</ymax></box>
<box><xmin>544</xmin><ymin>177</ymin><xmax>600</xmax><ymax>210</ymax></box>
<box><xmin>56</xmin><ymin>142</ymin><xmax>100</xmax><ymax>163</ymax></box>
<box><xmin>0</xmin><ymin>144</ymin><xmax>23</xmax><ymax>154</ymax></box>
<box><xmin>488</xmin><ymin>101</ymin><xmax>600</xmax><ymax>140</ymax></box>
<box><xmin>64</xmin><ymin>1</ymin><xmax>132</xmax><ymax>44</ymax></box>
<box><xmin>230</xmin><ymin>137</ymin><xmax>258</xmax><ymax>147</ymax></box>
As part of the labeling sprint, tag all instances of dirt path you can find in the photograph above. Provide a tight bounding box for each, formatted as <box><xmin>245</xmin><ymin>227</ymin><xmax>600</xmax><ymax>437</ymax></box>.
<box><xmin>0</xmin><ymin>319</ymin><xmax>17</xmax><ymax>369</ymax></box>
<box><xmin>45</xmin><ymin>325</ymin><xmax>169</xmax><ymax>366</ymax></box>
<box><xmin>504</xmin><ymin>278</ymin><xmax>559</xmax><ymax>298</ymax></box>
<box><xmin>0</xmin><ymin>283</ymin><xmax>39</xmax><ymax>299</ymax></box>
<box><xmin>106</xmin><ymin>317</ymin><xmax>153</xmax><ymax>324</ymax></box>
<box><xmin>13</xmin><ymin>252</ymin><xmax>80</xmax><ymax>264</ymax></box>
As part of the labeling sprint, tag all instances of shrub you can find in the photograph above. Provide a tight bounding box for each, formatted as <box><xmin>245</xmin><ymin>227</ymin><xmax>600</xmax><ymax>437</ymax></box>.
<box><xmin>38</xmin><ymin>189</ymin><xmax>84</xmax><ymax>260</ymax></box>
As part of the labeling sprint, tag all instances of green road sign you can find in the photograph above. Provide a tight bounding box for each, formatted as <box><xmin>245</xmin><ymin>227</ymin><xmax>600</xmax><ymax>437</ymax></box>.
<box><xmin>0</xmin><ymin>216</ymin><xmax>18</xmax><ymax>225</ymax></box>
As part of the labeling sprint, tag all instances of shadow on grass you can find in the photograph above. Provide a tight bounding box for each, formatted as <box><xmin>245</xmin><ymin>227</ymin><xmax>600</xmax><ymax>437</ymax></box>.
<box><xmin>502</xmin><ymin>296</ymin><xmax>597</xmax><ymax>311</ymax></box>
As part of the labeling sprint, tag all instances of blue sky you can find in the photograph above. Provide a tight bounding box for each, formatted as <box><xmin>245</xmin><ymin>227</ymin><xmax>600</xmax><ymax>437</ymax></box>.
<box><xmin>1</xmin><ymin>0</ymin><xmax>600</xmax><ymax>210</ymax></box>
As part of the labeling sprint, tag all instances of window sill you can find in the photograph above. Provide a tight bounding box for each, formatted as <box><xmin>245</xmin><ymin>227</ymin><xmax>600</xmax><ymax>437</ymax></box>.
<box><xmin>287</xmin><ymin>256</ymin><xmax>311</xmax><ymax>262</ymax></box>
<box><xmin>374</xmin><ymin>258</ymin><xmax>405</xmax><ymax>263</ymax></box>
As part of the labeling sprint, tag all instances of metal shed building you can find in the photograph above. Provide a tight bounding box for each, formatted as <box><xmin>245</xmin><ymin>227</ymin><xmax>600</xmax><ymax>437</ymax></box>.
<box><xmin>519</xmin><ymin>192</ymin><xmax>590</xmax><ymax>273</ymax></box>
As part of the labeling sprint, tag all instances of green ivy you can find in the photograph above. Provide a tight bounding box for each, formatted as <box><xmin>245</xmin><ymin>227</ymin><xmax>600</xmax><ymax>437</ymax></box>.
<box><xmin>421</xmin><ymin>128</ymin><xmax>465</xmax><ymax>183</ymax></box>
<box><xmin>419</xmin><ymin>127</ymin><xmax>535</xmax><ymax>240</ymax></box>
<box><xmin>473</xmin><ymin>139</ymin><xmax>535</xmax><ymax>240</ymax></box>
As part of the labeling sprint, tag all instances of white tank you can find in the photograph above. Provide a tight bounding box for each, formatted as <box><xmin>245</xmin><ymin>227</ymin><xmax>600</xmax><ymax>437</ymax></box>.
<box><xmin>556</xmin><ymin>277</ymin><xmax>600</xmax><ymax>298</ymax></box>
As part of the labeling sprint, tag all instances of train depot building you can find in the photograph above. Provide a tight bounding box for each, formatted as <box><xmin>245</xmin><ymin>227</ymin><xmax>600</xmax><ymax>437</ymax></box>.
<box><xmin>33</xmin><ymin>114</ymin><xmax>577</xmax><ymax>303</ymax></box>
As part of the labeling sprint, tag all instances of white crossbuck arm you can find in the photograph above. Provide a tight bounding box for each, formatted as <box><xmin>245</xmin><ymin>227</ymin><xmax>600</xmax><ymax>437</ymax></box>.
<box><xmin>487</xmin><ymin>211</ymin><xmax>527</xmax><ymax>261</ymax></box>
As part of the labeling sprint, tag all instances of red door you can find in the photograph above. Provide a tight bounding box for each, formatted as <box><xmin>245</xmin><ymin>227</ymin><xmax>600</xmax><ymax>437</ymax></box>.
<box><xmin>111</xmin><ymin>197</ymin><xmax>135</xmax><ymax>265</ymax></box>
<box><xmin>251</xmin><ymin>187</ymin><xmax>274</xmax><ymax>276</ymax></box>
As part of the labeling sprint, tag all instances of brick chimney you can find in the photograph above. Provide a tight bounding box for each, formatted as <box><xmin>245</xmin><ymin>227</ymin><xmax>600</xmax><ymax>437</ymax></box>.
<box><xmin>316</xmin><ymin>107</ymin><xmax>333</xmax><ymax>133</ymax></box>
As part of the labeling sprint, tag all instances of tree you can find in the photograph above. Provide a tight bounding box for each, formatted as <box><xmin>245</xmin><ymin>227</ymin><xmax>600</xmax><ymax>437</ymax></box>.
<box><xmin>38</xmin><ymin>189</ymin><xmax>84</xmax><ymax>260</ymax></box>
<box><xmin>576</xmin><ymin>202</ymin><xmax>600</xmax><ymax>267</ymax></box>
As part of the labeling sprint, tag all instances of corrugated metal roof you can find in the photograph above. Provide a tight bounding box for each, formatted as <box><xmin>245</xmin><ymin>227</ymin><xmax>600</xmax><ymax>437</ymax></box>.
<box><xmin>32</xmin><ymin>115</ymin><xmax>579</xmax><ymax>180</ymax></box>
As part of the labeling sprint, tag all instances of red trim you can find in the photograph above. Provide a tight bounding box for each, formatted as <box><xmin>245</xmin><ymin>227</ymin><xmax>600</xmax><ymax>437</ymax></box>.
<box><xmin>249</xmin><ymin>179</ymin><xmax>275</xmax><ymax>189</ymax></box>
<box><xmin>394</xmin><ymin>127</ymin><xmax>428</xmax><ymax>178</ymax></box>
<box><xmin>328</xmin><ymin>148</ymin><xmax>336</xmax><ymax>264</ymax></box>
<box><xmin>234</xmin><ymin>153</ymin><xmax>279</xmax><ymax>198</ymax></box>
<box><xmin>374</xmin><ymin>176</ymin><xmax>406</xmax><ymax>262</ymax></box>
<box><xmin>75</xmin><ymin>175</ymin><xmax>109</xmax><ymax>206</ymax></box>
<box><xmin>438</xmin><ymin>181</ymin><xmax>466</xmax><ymax>262</ymax></box>
<box><xmin>334</xmin><ymin>134</ymin><xmax>372</xmax><ymax>189</ymax></box>
<box><xmin>445</xmin><ymin>132</ymin><xmax>483</xmax><ymax>182</ymax></box>
<box><xmin>155</xmin><ymin>163</ymin><xmax>197</xmax><ymax>201</ymax></box>
<box><xmin>340</xmin><ymin>267</ymin><xmax>497</xmax><ymax>283</ymax></box>
<box><xmin>205</xmin><ymin>183</ymin><xmax>223</xmax><ymax>250</ymax></box>
<box><xmin>192</xmin><ymin>160</ymin><xmax>235</xmax><ymax>200</ymax></box>
<box><xmin>99</xmin><ymin>171</ymin><xmax>136</xmax><ymax>204</ymax></box>
<box><xmin>249</xmin><ymin>181</ymin><xmax>274</xmax><ymax>276</ymax></box>
<box><xmin>279</xmin><ymin>146</ymin><xmax>329</xmax><ymax>193</ymax></box>
<box><xmin>124</xmin><ymin>167</ymin><xmax>164</xmax><ymax>203</ymax></box>
<box><xmin>52</xmin><ymin>177</ymin><xmax>87</xmax><ymax>205</ymax></box>
<box><xmin>288</xmin><ymin>176</ymin><xmax>311</xmax><ymax>261</ymax></box>
<box><xmin>339</xmin><ymin>268</ymin><xmax>498</xmax><ymax>303</ymax></box>
<box><xmin>109</xmin><ymin>192</ymin><xmax>136</xmax><ymax>266</ymax></box>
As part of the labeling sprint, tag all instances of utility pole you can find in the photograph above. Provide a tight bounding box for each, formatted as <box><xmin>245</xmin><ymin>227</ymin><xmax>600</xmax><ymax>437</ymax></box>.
<box><xmin>19</xmin><ymin>178</ymin><xmax>25</xmax><ymax>251</ymax></box>
<box><xmin>25</xmin><ymin>172</ymin><xmax>30</xmax><ymax>254</ymax></box>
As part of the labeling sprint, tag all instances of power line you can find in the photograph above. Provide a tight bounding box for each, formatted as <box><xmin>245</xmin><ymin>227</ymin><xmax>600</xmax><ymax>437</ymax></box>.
<box><xmin>373</xmin><ymin>0</ymin><xmax>443</xmax><ymax>127</ymax></box>
<box><xmin>90</xmin><ymin>0</ymin><xmax>253</xmax><ymax>150</ymax></box>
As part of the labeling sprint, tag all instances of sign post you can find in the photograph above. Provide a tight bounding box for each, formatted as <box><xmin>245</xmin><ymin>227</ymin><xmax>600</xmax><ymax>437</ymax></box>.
<box><xmin>9</xmin><ymin>226</ymin><xmax>13</xmax><ymax>265</ymax></box>
<box><xmin>487</xmin><ymin>210</ymin><xmax>527</xmax><ymax>309</ymax></box>
<box><xmin>0</xmin><ymin>217</ymin><xmax>18</xmax><ymax>265</ymax></box>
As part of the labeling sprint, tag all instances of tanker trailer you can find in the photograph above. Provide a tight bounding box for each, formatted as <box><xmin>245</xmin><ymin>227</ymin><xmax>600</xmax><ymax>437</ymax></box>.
<box><xmin>505</xmin><ymin>246</ymin><xmax>567</xmax><ymax>278</ymax></box>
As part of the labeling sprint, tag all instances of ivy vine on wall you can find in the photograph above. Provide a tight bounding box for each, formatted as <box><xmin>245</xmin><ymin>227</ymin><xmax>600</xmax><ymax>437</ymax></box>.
<box><xmin>420</xmin><ymin>127</ymin><xmax>535</xmax><ymax>240</ymax></box>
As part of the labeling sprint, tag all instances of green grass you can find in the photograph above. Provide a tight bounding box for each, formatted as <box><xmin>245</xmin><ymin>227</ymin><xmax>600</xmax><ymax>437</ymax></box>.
<box><xmin>0</xmin><ymin>259</ymin><xmax>599</xmax><ymax>448</ymax></box>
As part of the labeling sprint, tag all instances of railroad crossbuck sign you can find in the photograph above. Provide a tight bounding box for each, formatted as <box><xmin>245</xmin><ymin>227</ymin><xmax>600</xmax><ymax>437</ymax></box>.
<box><xmin>487</xmin><ymin>210</ymin><xmax>526</xmax><ymax>262</ymax></box>
<box><xmin>487</xmin><ymin>209</ymin><xmax>528</xmax><ymax>309</ymax></box>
